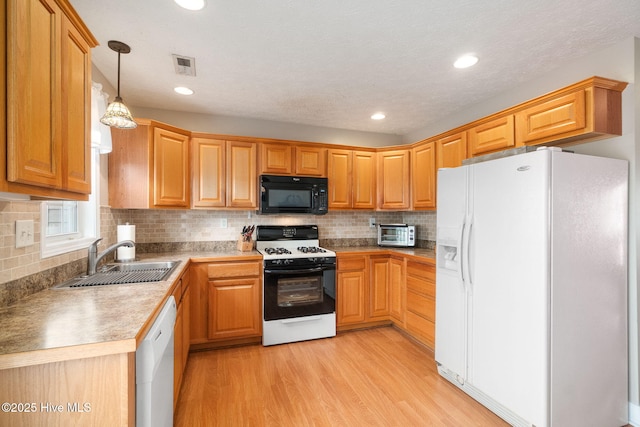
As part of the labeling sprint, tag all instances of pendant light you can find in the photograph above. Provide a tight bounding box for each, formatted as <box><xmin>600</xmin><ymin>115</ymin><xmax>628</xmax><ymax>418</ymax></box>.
<box><xmin>100</xmin><ymin>40</ymin><xmax>137</xmax><ymax>129</ymax></box>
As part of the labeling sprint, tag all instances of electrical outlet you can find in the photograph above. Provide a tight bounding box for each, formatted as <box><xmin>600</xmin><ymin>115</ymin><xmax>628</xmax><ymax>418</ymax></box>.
<box><xmin>369</xmin><ymin>217</ymin><xmax>376</xmax><ymax>228</ymax></box>
<box><xmin>220</xmin><ymin>218</ymin><xmax>228</xmax><ymax>228</ymax></box>
<box><xmin>16</xmin><ymin>220</ymin><xmax>34</xmax><ymax>248</ymax></box>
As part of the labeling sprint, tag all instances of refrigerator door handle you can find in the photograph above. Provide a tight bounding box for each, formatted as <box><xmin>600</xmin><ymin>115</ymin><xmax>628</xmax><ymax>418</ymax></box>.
<box><xmin>463</xmin><ymin>215</ymin><xmax>473</xmax><ymax>291</ymax></box>
<box><xmin>459</xmin><ymin>221</ymin><xmax>466</xmax><ymax>286</ymax></box>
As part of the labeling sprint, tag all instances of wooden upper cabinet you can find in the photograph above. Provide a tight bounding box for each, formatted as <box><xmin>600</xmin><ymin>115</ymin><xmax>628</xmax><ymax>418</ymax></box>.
<box><xmin>411</xmin><ymin>141</ymin><xmax>436</xmax><ymax>210</ymax></box>
<box><xmin>4</xmin><ymin>0</ymin><xmax>96</xmax><ymax>199</ymax></box>
<box><xmin>468</xmin><ymin>115</ymin><xmax>516</xmax><ymax>157</ymax></box>
<box><xmin>328</xmin><ymin>149</ymin><xmax>375</xmax><ymax>209</ymax></box>
<box><xmin>109</xmin><ymin>121</ymin><xmax>190</xmax><ymax>209</ymax></box>
<box><xmin>436</xmin><ymin>132</ymin><xmax>467</xmax><ymax>169</ymax></box>
<box><xmin>227</xmin><ymin>141</ymin><xmax>257</xmax><ymax>208</ymax></box>
<box><xmin>192</xmin><ymin>137</ymin><xmax>226</xmax><ymax>208</ymax></box>
<box><xmin>295</xmin><ymin>146</ymin><xmax>327</xmax><ymax>176</ymax></box>
<box><xmin>259</xmin><ymin>142</ymin><xmax>327</xmax><ymax>177</ymax></box>
<box><xmin>259</xmin><ymin>143</ymin><xmax>293</xmax><ymax>175</ymax></box>
<box><xmin>377</xmin><ymin>149</ymin><xmax>410</xmax><ymax>210</ymax></box>
<box><xmin>515</xmin><ymin>78</ymin><xmax>626</xmax><ymax>146</ymax></box>
<box><xmin>327</xmin><ymin>149</ymin><xmax>352</xmax><ymax>209</ymax></box>
<box><xmin>352</xmin><ymin>151</ymin><xmax>376</xmax><ymax>209</ymax></box>
<box><xmin>154</xmin><ymin>127</ymin><xmax>190</xmax><ymax>208</ymax></box>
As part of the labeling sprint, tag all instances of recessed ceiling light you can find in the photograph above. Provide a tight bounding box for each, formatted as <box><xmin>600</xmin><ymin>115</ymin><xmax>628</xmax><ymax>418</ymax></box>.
<box><xmin>174</xmin><ymin>86</ymin><xmax>194</xmax><ymax>95</ymax></box>
<box><xmin>454</xmin><ymin>54</ymin><xmax>479</xmax><ymax>69</ymax></box>
<box><xmin>371</xmin><ymin>112</ymin><xmax>386</xmax><ymax>120</ymax></box>
<box><xmin>174</xmin><ymin>0</ymin><xmax>205</xmax><ymax>11</ymax></box>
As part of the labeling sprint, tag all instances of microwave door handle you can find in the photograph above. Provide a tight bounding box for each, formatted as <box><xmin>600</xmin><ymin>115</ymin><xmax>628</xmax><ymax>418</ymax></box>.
<box><xmin>264</xmin><ymin>267</ymin><xmax>324</xmax><ymax>275</ymax></box>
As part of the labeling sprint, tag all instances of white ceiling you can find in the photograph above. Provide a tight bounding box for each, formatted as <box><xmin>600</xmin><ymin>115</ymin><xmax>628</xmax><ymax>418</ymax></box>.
<box><xmin>70</xmin><ymin>0</ymin><xmax>640</xmax><ymax>136</ymax></box>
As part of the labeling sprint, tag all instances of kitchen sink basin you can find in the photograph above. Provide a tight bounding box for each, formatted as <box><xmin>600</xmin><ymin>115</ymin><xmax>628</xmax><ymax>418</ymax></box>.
<box><xmin>55</xmin><ymin>261</ymin><xmax>181</xmax><ymax>289</ymax></box>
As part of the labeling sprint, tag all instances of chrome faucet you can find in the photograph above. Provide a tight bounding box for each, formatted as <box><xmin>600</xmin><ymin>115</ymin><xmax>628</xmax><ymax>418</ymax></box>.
<box><xmin>86</xmin><ymin>238</ymin><xmax>135</xmax><ymax>275</ymax></box>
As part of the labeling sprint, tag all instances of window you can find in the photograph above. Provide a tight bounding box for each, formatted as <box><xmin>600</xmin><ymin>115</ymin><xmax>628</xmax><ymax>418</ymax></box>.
<box><xmin>40</xmin><ymin>150</ymin><xmax>100</xmax><ymax>258</ymax></box>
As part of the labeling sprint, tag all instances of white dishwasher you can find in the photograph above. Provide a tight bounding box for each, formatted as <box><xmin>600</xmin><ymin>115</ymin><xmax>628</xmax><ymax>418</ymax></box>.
<box><xmin>136</xmin><ymin>296</ymin><xmax>176</xmax><ymax>427</ymax></box>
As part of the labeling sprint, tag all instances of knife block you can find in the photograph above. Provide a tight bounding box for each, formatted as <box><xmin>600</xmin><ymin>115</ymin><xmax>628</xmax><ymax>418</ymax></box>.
<box><xmin>237</xmin><ymin>239</ymin><xmax>254</xmax><ymax>252</ymax></box>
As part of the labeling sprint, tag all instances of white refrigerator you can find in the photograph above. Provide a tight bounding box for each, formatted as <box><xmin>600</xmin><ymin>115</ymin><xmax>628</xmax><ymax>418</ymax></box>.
<box><xmin>435</xmin><ymin>147</ymin><xmax>628</xmax><ymax>427</ymax></box>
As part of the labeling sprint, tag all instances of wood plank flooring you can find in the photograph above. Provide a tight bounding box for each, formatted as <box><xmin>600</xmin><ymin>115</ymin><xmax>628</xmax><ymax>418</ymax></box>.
<box><xmin>174</xmin><ymin>327</ymin><xmax>508</xmax><ymax>427</ymax></box>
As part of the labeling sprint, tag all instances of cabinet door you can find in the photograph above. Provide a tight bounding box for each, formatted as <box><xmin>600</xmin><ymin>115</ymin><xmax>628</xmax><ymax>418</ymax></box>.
<box><xmin>337</xmin><ymin>270</ymin><xmax>367</xmax><ymax>325</ymax></box>
<box><xmin>437</xmin><ymin>132</ymin><xmax>467</xmax><ymax>169</ymax></box>
<box><xmin>153</xmin><ymin>127</ymin><xmax>190</xmax><ymax>208</ymax></box>
<box><xmin>227</xmin><ymin>141</ymin><xmax>257</xmax><ymax>208</ymax></box>
<box><xmin>411</xmin><ymin>142</ymin><xmax>436</xmax><ymax>210</ymax></box>
<box><xmin>7</xmin><ymin>0</ymin><xmax>62</xmax><ymax>189</ymax></box>
<box><xmin>327</xmin><ymin>149</ymin><xmax>352</xmax><ymax>208</ymax></box>
<box><xmin>61</xmin><ymin>16</ymin><xmax>91</xmax><ymax>194</ymax></box>
<box><xmin>389</xmin><ymin>257</ymin><xmax>405</xmax><ymax>324</ymax></box>
<box><xmin>369</xmin><ymin>257</ymin><xmax>390</xmax><ymax>319</ymax></box>
<box><xmin>260</xmin><ymin>143</ymin><xmax>293</xmax><ymax>175</ymax></box>
<box><xmin>515</xmin><ymin>90</ymin><xmax>587</xmax><ymax>146</ymax></box>
<box><xmin>468</xmin><ymin>115</ymin><xmax>516</xmax><ymax>157</ymax></box>
<box><xmin>192</xmin><ymin>137</ymin><xmax>225</xmax><ymax>207</ymax></box>
<box><xmin>208</xmin><ymin>277</ymin><xmax>261</xmax><ymax>339</ymax></box>
<box><xmin>378</xmin><ymin>149</ymin><xmax>410</xmax><ymax>210</ymax></box>
<box><xmin>352</xmin><ymin>151</ymin><xmax>376</xmax><ymax>209</ymax></box>
<box><xmin>295</xmin><ymin>146</ymin><xmax>327</xmax><ymax>176</ymax></box>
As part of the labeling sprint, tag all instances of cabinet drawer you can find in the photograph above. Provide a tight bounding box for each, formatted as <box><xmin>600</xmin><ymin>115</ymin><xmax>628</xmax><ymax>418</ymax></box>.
<box><xmin>406</xmin><ymin>261</ymin><xmax>435</xmax><ymax>281</ymax></box>
<box><xmin>338</xmin><ymin>256</ymin><xmax>367</xmax><ymax>271</ymax></box>
<box><xmin>208</xmin><ymin>261</ymin><xmax>261</xmax><ymax>278</ymax></box>
<box><xmin>405</xmin><ymin>311</ymin><xmax>435</xmax><ymax>348</ymax></box>
<box><xmin>406</xmin><ymin>275</ymin><xmax>435</xmax><ymax>298</ymax></box>
<box><xmin>406</xmin><ymin>290</ymin><xmax>435</xmax><ymax>322</ymax></box>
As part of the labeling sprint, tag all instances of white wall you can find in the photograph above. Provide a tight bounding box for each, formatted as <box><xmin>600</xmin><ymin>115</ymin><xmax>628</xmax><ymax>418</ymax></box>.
<box><xmin>407</xmin><ymin>37</ymin><xmax>640</xmax><ymax>410</ymax></box>
<box><xmin>131</xmin><ymin>106</ymin><xmax>403</xmax><ymax>147</ymax></box>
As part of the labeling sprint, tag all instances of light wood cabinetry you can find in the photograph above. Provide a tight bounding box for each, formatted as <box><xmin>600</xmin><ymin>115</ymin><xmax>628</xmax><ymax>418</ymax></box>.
<box><xmin>411</xmin><ymin>142</ymin><xmax>436</xmax><ymax>210</ymax></box>
<box><xmin>109</xmin><ymin>120</ymin><xmax>190</xmax><ymax>209</ymax></box>
<box><xmin>378</xmin><ymin>149</ymin><xmax>411</xmax><ymax>210</ymax></box>
<box><xmin>190</xmin><ymin>259</ymin><xmax>262</xmax><ymax>349</ymax></box>
<box><xmin>468</xmin><ymin>115</ymin><xmax>516</xmax><ymax>157</ymax></box>
<box><xmin>336</xmin><ymin>254</ymin><xmax>368</xmax><ymax>326</ymax></box>
<box><xmin>173</xmin><ymin>266</ymin><xmax>190</xmax><ymax>409</ymax></box>
<box><xmin>327</xmin><ymin>149</ymin><xmax>376</xmax><ymax>209</ymax></box>
<box><xmin>153</xmin><ymin>127</ymin><xmax>190</xmax><ymax>208</ymax></box>
<box><xmin>1</xmin><ymin>0</ymin><xmax>97</xmax><ymax>200</ymax></box>
<box><xmin>436</xmin><ymin>132</ymin><xmax>467</xmax><ymax>169</ymax></box>
<box><xmin>227</xmin><ymin>141</ymin><xmax>257</xmax><ymax>208</ymax></box>
<box><xmin>260</xmin><ymin>143</ymin><xmax>293</xmax><ymax>175</ymax></box>
<box><xmin>369</xmin><ymin>256</ymin><xmax>391</xmax><ymax>319</ymax></box>
<box><xmin>405</xmin><ymin>259</ymin><xmax>436</xmax><ymax>348</ymax></box>
<box><xmin>259</xmin><ymin>142</ymin><xmax>327</xmax><ymax>176</ymax></box>
<box><xmin>191</xmin><ymin>137</ymin><xmax>257</xmax><ymax>209</ymax></box>
<box><xmin>337</xmin><ymin>253</ymin><xmax>401</xmax><ymax>330</ymax></box>
<box><xmin>295</xmin><ymin>145</ymin><xmax>327</xmax><ymax>176</ymax></box>
<box><xmin>389</xmin><ymin>256</ymin><xmax>406</xmax><ymax>325</ymax></box>
<box><xmin>191</xmin><ymin>137</ymin><xmax>225</xmax><ymax>207</ymax></box>
<box><xmin>514</xmin><ymin>77</ymin><xmax>626</xmax><ymax>146</ymax></box>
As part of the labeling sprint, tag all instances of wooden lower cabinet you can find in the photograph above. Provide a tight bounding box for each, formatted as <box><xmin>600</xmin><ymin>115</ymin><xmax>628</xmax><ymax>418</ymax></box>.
<box><xmin>173</xmin><ymin>267</ymin><xmax>190</xmax><ymax>408</ymax></box>
<box><xmin>337</xmin><ymin>252</ymin><xmax>434</xmax><ymax>349</ymax></box>
<box><xmin>336</xmin><ymin>255</ymin><xmax>367</xmax><ymax>326</ymax></box>
<box><xmin>190</xmin><ymin>259</ymin><xmax>262</xmax><ymax>349</ymax></box>
<box><xmin>389</xmin><ymin>256</ymin><xmax>406</xmax><ymax>325</ymax></box>
<box><xmin>404</xmin><ymin>259</ymin><xmax>436</xmax><ymax>348</ymax></box>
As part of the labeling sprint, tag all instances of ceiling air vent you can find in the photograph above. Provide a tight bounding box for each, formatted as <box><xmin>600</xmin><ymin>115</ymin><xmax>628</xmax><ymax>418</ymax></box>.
<box><xmin>172</xmin><ymin>54</ymin><xmax>196</xmax><ymax>76</ymax></box>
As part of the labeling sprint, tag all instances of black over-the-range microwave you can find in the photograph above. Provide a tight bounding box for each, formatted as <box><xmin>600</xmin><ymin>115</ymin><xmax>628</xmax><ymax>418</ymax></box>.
<box><xmin>259</xmin><ymin>175</ymin><xmax>329</xmax><ymax>215</ymax></box>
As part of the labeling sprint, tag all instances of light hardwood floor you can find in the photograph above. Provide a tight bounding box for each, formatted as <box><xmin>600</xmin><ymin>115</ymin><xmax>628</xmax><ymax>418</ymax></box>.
<box><xmin>174</xmin><ymin>327</ymin><xmax>508</xmax><ymax>426</ymax></box>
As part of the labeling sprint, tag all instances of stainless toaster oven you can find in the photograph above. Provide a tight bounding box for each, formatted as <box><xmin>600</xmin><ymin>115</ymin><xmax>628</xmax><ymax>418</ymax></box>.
<box><xmin>378</xmin><ymin>224</ymin><xmax>416</xmax><ymax>247</ymax></box>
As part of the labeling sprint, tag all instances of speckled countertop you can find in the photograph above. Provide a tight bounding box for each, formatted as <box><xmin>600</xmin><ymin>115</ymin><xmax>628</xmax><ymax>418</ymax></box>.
<box><xmin>0</xmin><ymin>247</ymin><xmax>432</xmax><ymax>369</ymax></box>
<box><xmin>0</xmin><ymin>250</ymin><xmax>261</xmax><ymax>369</ymax></box>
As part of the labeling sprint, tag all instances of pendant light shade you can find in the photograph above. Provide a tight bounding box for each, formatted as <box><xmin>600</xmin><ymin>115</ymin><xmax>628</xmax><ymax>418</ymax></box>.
<box><xmin>100</xmin><ymin>40</ymin><xmax>137</xmax><ymax>129</ymax></box>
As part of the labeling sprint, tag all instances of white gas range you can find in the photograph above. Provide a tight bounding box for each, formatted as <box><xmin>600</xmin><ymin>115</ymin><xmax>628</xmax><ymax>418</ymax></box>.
<box><xmin>255</xmin><ymin>225</ymin><xmax>336</xmax><ymax>346</ymax></box>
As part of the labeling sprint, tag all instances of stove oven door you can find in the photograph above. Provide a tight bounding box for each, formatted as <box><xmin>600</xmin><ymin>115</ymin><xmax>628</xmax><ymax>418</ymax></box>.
<box><xmin>263</xmin><ymin>264</ymin><xmax>336</xmax><ymax>321</ymax></box>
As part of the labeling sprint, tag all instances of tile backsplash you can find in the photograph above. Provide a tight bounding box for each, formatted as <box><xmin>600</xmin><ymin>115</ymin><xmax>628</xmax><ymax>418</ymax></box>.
<box><xmin>0</xmin><ymin>201</ymin><xmax>436</xmax><ymax>305</ymax></box>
